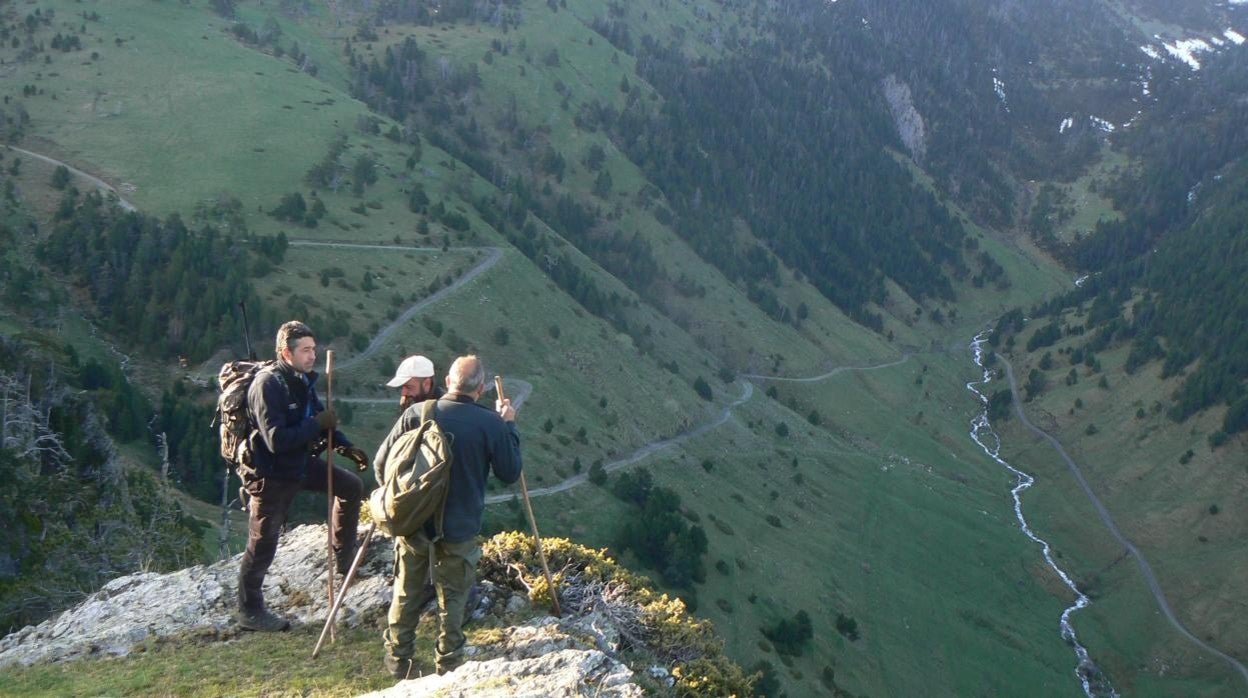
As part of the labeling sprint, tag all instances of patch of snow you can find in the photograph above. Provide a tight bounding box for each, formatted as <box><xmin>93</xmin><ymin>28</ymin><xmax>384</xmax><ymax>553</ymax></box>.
<box><xmin>1211</xmin><ymin>36</ymin><xmax>1226</xmax><ymax>47</ymax></box>
<box><xmin>1163</xmin><ymin>38</ymin><xmax>1212</xmax><ymax>70</ymax></box>
<box><xmin>1226</xmin><ymin>29</ymin><xmax>1246</xmax><ymax>45</ymax></box>
<box><xmin>1139</xmin><ymin>45</ymin><xmax>1161</xmax><ymax>60</ymax></box>
<box><xmin>992</xmin><ymin>76</ymin><xmax>1010</xmax><ymax>112</ymax></box>
<box><xmin>1059</xmin><ymin>117</ymin><xmax>1074</xmax><ymax>134</ymax></box>
<box><xmin>1089</xmin><ymin>115</ymin><xmax>1116</xmax><ymax>133</ymax></box>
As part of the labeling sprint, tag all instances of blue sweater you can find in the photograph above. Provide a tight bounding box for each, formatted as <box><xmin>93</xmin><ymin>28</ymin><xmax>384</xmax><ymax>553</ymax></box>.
<box><xmin>374</xmin><ymin>394</ymin><xmax>522</xmax><ymax>542</ymax></box>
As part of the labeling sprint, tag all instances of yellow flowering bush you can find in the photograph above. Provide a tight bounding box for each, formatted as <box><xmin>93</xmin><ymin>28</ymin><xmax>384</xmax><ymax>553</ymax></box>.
<box><xmin>480</xmin><ymin>531</ymin><xmax>754</xmax><ymax>696</ymax></box>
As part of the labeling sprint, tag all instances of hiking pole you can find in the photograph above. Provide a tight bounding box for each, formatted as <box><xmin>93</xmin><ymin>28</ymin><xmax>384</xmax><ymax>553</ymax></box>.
<box><xmin>494</xmin><ymin>376</ymin><xmax>561</xmax><ymax>617</ymax></box>
<box><xmin>238</xmin><ymin>301</ymin><xmax>255</xmax><ymax>360</ymax></box>
<box><xmin>312</xmin><ymin>522</ymin><xmax>376</xmax><ymax>659</ymax></box>
<box><xmin>325</xmin><ymin>349</ymin><xmax>336</xmax><ymax>642</ymax></box>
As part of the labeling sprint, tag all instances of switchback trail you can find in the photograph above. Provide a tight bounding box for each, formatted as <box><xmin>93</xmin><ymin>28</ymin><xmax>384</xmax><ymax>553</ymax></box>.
<box><xmin>485</xmin><ymin>382</ymin><xmax>754</xmax><ymax>504</ymax></box>
<box><xmin>996</xmin><ymin>352</ymin><xmax>1248</xmax><ymax>689</ymax></box>
<box><xmin>289</xmin><ymin>238</ymin><xmax>913</xmax><ymax>505</ymax></box>
<box><xmin>741</xmin><ymin>353</ymin><xmax>913</xmax><ymax>382</ymax></box>
<box><xmin>286</xmin><ymin>240</ymin><xmax>502</xmax><ymax>372</ymax></box>
<box><xmin>337</xmin><ymin>378</ymin><xmax>533</xmax><ymax>412</ymax></box>
<box><xmin>488</xmin><ymin>351</ymin><xmax>916</xmax><ymax>504</ymax></box>
<box><xmin>3</xmin><ymin>146</ymin><xmax>137</xmax><ymax>211</ymax></box>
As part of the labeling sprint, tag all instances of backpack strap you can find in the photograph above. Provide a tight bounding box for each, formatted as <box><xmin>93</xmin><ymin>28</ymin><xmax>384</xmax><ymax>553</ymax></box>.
<box><xmin>418</xmin><ymin>398</ymin><xmax>451</xmax><ymax>555</ymax></box>
<box><xmin>245</xmin><ymin>362</ymin><xmax>290</xmax><ymax>441</ymax></box>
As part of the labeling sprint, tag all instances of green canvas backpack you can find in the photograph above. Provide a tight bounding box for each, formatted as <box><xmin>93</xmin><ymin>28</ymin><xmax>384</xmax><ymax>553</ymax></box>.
<box><xmin>369</xmin><ymin>399</ymin><xmax>453</xmax><ymax>539</ymax></box>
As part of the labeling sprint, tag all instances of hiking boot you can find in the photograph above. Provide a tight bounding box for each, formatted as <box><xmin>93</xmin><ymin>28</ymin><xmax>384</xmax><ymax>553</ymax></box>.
<box><xmin>384</xmin><ymin>654</ymin><xmax>416</xmax><ymax>680</ymax></box>
<box><xmin>435</xmin><ymin>654</ymin><xmax>464</xmax><ymax>676</ymax></box>
<box><xmin>435</xmin><ymin>641</ymin><xmax>465</xmax><ymax>675</ymax></box>
<box><xmin>336</xmin><ymin>544</ymin><xmax>358</xmax><ymax>578</ymax></box>
<box><xmin>234</xmin><ymin>606</ymin><xmax>290</xmax><ymax>632</ymax></box>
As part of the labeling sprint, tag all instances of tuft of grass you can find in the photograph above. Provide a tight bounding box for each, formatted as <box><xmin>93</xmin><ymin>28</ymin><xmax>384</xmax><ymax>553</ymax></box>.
<box><xmin>0</xmin><ymin>623</ymin><xmax>403</xmax><ymax>697</ymax></box>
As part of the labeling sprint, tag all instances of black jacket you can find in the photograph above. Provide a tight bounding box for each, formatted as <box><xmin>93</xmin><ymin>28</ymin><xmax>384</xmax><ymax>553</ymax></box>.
<box><xmin>374</xmin><ymin>393</ymin><xmax>522</xmax><ymax>542</ymax></box>
<box><xmin>247</xmin><ymin>361</ymin><xmax>351</xmax><ymax>480</ymax></box>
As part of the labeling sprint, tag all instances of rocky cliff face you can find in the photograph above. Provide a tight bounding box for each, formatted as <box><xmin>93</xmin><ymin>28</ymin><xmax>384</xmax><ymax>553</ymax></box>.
<box><xmin>882</xmin><ymin>74</ymin><xmax>928</xmax><ymax>162</ymax></box>
<box><xmin>0</xmin><ymin>524</ymin><xmax>689</xmax><ymax>696</ymax></box>
<box><xmin>362</xmin><ymin>621</ymin><xmax>651</xmax><ymax>697</ymax></box>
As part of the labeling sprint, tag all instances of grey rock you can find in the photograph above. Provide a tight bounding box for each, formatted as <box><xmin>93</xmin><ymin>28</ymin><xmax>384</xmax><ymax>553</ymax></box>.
<box><xmin>882</xmin><ymin>74</ymin><xmax>927</xmax><ymax>161</ymax></box>
<box><xmin>1</xmin><ymin>527</ymin><xmax>654</xmax><ymax>698</ymax></box>
<box><xmin>361</xmin><ymin>647</ymin><xmax>643</xmax><ymax>698</ymax></box>
<box><xmin>0</xmin><ymin>524</ymin><xmax>396</xmax><ymax>668</ymax></box>
<box><xmin>504</xmin><ymin>594</ymin><xmax>529</xmax><ymax>614</ymax></box>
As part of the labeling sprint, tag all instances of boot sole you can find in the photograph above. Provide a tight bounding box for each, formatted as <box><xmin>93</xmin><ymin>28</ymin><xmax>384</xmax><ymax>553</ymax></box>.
<box><xmin>236</xmin><ymin>617</ymin><xmax>291</xmax><ymax>632</ymax></box>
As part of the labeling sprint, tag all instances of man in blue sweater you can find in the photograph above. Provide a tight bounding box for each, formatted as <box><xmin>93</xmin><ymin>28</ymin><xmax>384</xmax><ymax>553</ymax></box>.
<box><xmin>237</xmin><ymin>321</ymin><xmax>369</xmax><ymax>632</ymax></box>
<box><xmin>374</xmin><ymin>354</ymin><xmax>522</xmax><ymax>678</ymax></box>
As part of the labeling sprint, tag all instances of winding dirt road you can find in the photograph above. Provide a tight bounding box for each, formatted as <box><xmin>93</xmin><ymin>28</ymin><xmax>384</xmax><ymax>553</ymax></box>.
<box><xmin>287</xmin><ymin>241</ymin><xmax>503</xmax><ymax>373</ymax></box>
<box><xmin>485</xmin><ymin>382</ymin><xmax>755</xmax><ymax>504</ymax></box>
<box><xmin>4</xmin><ymin>146</ymin><xmax>136</xmax><ymax>211</ymax></box>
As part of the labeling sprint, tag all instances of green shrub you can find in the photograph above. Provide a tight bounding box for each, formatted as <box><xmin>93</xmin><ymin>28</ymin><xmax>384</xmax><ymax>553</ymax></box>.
<box><xmin>480</xmin><ymin>533</ymin><xmax>753</xmax><ymax>696</ymax></box>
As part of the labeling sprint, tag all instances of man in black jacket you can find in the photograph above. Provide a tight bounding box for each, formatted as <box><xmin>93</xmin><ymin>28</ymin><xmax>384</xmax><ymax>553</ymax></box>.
<box><xmin>374</xmin><ymin>354</ymin><xmax>522</xmax><ymax>678</ymax></box>
<box><xmin>236</xmin><ymin>320</ymin><xmax>370</xmax><ymax>632</ymax></box>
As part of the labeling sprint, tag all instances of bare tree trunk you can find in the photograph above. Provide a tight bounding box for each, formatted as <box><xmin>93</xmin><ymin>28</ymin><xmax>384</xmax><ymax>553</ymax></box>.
<box><xmin>218</xmin><ymin>466</ymin><xmax>232</xmax><ymax>561</ymax></box>
<box><xmin>157</xmin><ymin>432</ymin><xmax>170</xmax><ymax>480</ymax></box>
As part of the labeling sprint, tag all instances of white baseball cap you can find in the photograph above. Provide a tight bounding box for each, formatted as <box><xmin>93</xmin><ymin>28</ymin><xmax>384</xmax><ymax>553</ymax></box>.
<box><xmin>386</xmin><ymin>355</ymin><xmax>436</xmax><ymax>387</ymax></box>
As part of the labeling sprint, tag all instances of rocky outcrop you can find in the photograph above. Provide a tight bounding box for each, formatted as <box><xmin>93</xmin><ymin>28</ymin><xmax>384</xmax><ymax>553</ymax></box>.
<box><xmin>0</xmin><ymin>524</ymin><xmax>655</xmax><ymax>696</ymax></box>
<box><xmin>0</xmin><ymin>524</ymin><xmax>392</xmax><ymax>668</ymax></box>
<box><xmin>882</xmin><ymin>74</ymin><xmax>927</xmax><ymax>161</ymax></box>
<box><xmin>0</xmin><ymin>525</ymin><xmax>749</xmax><ymax>696</ymax></box>
<box><xmin>362</xmin><ymin>618</ymin><xmax>648</xmax><ymax>697</ymax></box>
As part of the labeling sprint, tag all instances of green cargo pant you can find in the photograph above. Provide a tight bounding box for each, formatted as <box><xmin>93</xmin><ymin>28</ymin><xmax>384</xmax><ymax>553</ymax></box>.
<box><xmin>384</xmin><ymin>532</ymin><xmax>481</xmax><ymax>672</ymax></box>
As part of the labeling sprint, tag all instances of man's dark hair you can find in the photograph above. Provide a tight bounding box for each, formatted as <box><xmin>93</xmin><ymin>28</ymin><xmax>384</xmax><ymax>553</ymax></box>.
<box><xmin>275</xmin><ymin>320</ymin><xmax>315</xmax><ymax>359</ymax></box>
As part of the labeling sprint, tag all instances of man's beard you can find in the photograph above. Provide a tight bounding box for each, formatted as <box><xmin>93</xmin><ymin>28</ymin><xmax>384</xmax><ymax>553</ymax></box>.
<box><xmin>398</xmin><ymin>394</ymin><xmax>417</xmax><ymax>414</ymax></box>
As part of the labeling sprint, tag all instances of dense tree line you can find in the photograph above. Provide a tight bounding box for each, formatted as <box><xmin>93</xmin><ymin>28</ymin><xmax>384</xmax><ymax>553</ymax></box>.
<box><xmin>617</xmin><ymin>33</ymin><xmax>967</xmax><ymax>329</ymax></box>
<box><xmin>36</xmin><ymin>190</ymin><xmax>282</xmax><ymax>363</ymax></box>
<box><xmin>473</xmin><ymin>188</ymin><xmax>640</xmax><ymax>342</ymax></box>
<box><xmin>763</xmin><ymin>609</ymin><xmax>814</xmax><ymax>657</ymax></box>
<box><xmin>0</xmin><ymin>334</ymin><xmax>203</xmax><ymax>633</ymax></box>
<box><xmin>610</xmin><ymin>467</ymin><xmax>708</xmax><ymax>594</ymax></box>
<box><xmin>342</xmin><ymin>5</ymin><xmax>974</xmax><ymax>330</ymax></box>
<box><xmin>1032</xmin><ymin>48</ymin><xmax>1248</xmax><ymax>437</ymax></box>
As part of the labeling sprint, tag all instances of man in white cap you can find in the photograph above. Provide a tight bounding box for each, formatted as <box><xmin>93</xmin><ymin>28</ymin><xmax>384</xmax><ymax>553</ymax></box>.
<box><xmin>387</xmin><ymin>355</ymin><xmax>444</xmax><ymax>413</ymax></box>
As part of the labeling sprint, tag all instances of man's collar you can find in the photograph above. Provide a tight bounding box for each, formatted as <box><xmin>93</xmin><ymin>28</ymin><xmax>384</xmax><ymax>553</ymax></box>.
<box><xmin>276</xmin><ymin>360</ymin><xmax>316</xmax><ymax>384</ymax></box>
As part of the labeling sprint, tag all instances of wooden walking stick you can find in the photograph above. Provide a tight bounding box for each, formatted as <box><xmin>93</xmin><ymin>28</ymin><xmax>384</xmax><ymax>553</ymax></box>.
<box><xmin>312</xmin><ymin>523</ymin><xmax>376</xmax><ymax>658</ymax></box>
<box><xmin>495</xmin><ymin>376</ymin><xmax>561</xmax><ymax>617</ymax></box>
<box><xmin>324</xmin><ymin>349</ymin><xmax>336</xmax><ymax>642</ymax></box>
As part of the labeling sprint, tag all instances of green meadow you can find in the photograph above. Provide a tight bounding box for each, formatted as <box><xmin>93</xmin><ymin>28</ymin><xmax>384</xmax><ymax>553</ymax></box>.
<box><xmin>991</xmin><ymin>311</ymin><xmax>1248</xmax><ymax>695</ymax></box>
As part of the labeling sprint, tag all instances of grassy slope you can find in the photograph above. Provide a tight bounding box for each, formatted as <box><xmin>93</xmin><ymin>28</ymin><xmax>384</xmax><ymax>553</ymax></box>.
<box><xmin>0</xmin><ymin>617</ymin><xmax>438</xmax><ymax>696</ymax></box>
<box><xmin>993</xmin><ymin>311</ymin><xmax>1248</xmax><ymax>695</ymax></box>
<box><xmin>528</xmin><ymin>352</ymin><xmax>1086</xmax><ymax>697</ymax></box>
<box><xmin>4</xmin><ymin>1</ymin><xmax>1213</xmax><ymax>696</ymax></box>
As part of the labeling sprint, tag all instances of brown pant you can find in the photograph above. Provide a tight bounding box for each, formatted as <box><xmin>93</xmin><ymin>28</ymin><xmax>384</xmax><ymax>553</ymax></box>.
<box><xmin>237</xmin><ymin>457</ymin><xmax>363</xmax><ymax>611</ymax></box>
